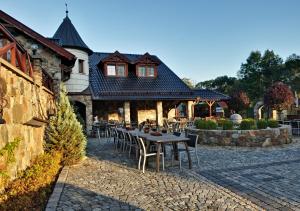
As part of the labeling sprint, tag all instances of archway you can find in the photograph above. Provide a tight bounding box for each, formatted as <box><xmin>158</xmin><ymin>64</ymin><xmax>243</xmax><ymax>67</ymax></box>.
<box><xmin>73</xmin><ymin>101</ymin><xmax>86</xmax><ymax>128</ymax></box>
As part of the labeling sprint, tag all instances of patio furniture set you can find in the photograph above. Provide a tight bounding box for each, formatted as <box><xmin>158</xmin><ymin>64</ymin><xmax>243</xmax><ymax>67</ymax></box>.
<box><xmin>94</xmin><ymin>122</ymin><xmax>200</xmax><ymax>173</ymax></box>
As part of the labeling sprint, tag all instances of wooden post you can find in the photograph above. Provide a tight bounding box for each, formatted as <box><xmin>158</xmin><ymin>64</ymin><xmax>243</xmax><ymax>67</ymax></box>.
<box><xmin>10</xmin><ymin>43</ymin><xmax>16</xmax><ymax>66</ymax></box>
<box><xmin>205</xmin><ymin>100</ymin><xmax>215</xmax><ymax>117</ymax></box>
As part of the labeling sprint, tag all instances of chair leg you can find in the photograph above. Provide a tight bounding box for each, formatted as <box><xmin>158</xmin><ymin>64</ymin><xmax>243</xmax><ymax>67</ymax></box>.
<box><xmin>171</xmin><ymin>151</ymin><xmax>174</xmax><ymax>167</ymax></box>
<box><xmin>162</xmin><ymin>154</ymin><xmax>165</xmax><ymax>171</ymax></box>
<box><xmin>138</xmin><ymin>155</ymin><xmax>142</xmax><ymax>170</ymax></box>
<box><xmin>128</xmin><ymin>143</ymin><xmax>132</xmax><ymax>157</ymax></box>
<box><xmin>179</xmin><ymin>153</ymin><xmax>182</xmax><ymax>170</ymax></box>
<box><xmin>195</xmin><ymin>151</ymin><xmax>200</xmax><ymax>166</ymax></box>
<box><xmin>142</xmin><ymin>155</ymin><xmax>146</xmax><ymax>173</ymax></box>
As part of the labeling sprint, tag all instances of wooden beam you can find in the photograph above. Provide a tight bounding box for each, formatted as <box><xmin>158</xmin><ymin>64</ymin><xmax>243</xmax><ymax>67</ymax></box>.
<box><xmin>205</xmin><ymin>100</ymin><xmax>215</xmax><ymax>117</ymax></box>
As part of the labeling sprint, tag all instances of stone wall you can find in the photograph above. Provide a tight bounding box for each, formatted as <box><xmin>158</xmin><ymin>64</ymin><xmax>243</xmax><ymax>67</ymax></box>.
<box><xmin>69</xmin><ymin>94</ymin><xmax>93</xmax><ymax>133</ymax></box>
<box><xmin>0</xmin><ymin>59</ymin><xmax>55</xmax><ymax>187</ymax></box>
<box><xmin>138</xmin><ymin>109</ymin><xmax>156</xmax><ymax>124</ymax></box>
<box><xmin>186</xmin><ymin>125</ymin><xmax>292</xmax><ymax>147</ymax></box>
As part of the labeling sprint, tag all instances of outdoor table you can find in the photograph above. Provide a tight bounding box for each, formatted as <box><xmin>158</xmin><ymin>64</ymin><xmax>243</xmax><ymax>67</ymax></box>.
<box><xmin>128</xmin><ymin>130</ymin><xmax>192</xmax><ymax>172</ymax></box>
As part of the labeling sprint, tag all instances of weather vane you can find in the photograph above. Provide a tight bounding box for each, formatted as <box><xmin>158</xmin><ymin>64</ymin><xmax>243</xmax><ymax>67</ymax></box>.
<box><xmin>65</xmin><ymin>3</ymin><xmax>68</xmax><ymax>17</ymax></box>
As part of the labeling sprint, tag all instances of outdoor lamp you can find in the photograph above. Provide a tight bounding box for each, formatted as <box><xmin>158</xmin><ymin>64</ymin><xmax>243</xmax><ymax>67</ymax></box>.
<box><xmin>31</xmin><ymin>44</ymin><xmax>38</xmax><ymax>55</ymax></box>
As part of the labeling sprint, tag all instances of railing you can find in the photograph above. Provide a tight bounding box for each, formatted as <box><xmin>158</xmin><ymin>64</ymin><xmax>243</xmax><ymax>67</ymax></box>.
<box><xmin>0</xmin><ymin>23</ymin><xmax>33</xmax><ymax>77</ymax></box>
<box><xmin>42</xmin><ymin>68</ymin><xmax>54</xmax><ymax>92</ymax></box>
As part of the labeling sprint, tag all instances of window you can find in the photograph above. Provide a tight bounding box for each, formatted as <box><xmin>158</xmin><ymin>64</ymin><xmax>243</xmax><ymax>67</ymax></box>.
<box><xmin>107</xmin><ymin>65</ymin><xmax>116</xmax><ymax>76</ymax></box>
<box><xmin>78</xmin><ymin>59</ymin><xmax>84</xmax><ymax>73</ymax></box>
<box><xmin>137</xmin><ymin>66</ymin><xmax>155</xmax><ymax>77</ymax></box>
<box><xmin>138</xmin><ymin>66</ymin><xmax>146</xmax><ymax>77</ymax></box>
<box><xmin>148</xmin><ymin>67</ymin><xmax>155</xmax><ymax>77</ymax></box>
<box><xmin>106</xmin><ymin>64</ymin><xmax>126</xmax><ymax>76</ymax></box>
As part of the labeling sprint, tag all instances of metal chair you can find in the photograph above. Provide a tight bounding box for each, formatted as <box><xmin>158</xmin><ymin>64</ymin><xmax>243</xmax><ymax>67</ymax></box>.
<box><xmin>136</xmin><ymin>137</ymin><xmax>164</xmax><ymax>173</ymax></box>
<box><xmin>171</xmin><ymin>134</ymin><xmax>199</xmax><ymax>170</ymax></box>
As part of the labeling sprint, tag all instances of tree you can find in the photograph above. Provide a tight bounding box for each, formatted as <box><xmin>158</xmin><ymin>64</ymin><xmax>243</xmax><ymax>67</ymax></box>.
<box><xmin>196</xmin><ymin>75</ymin><xmax>237</xmax><ymax>95</ymax></box>
<box><xmin>228</xmin><ymin>91</ymin><xmax>250</xmax><ymax>114</ymax></box>
<box><xmin>284</xmin><ymin>54</ymin><xmax>300</xmax><ymax>92</ymax></box>
<box><xmin>181</xmin><ymin>78</ymin><xmax>195</xmax><ymax>88</ymax></box>
<box><xmin>264</xmin><ymin>82</ymin><xmax>294</xmax><ymax>112</ymax></box>
<box><xmin>45</xmin><ymin>84</ymin><xmax>87</xmax><ymax>165</ymax></box>
<box><xmin>238</xmin><ymin>50</ymin><xmax>284</xmax><ymax>102</ymax></box>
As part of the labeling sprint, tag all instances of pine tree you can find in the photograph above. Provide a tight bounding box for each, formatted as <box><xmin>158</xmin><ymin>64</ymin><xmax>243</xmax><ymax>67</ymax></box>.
<box><xmin>45</xmin><ymin>83</ymin><xmax>86</xmax><ymax>165</ymax></box>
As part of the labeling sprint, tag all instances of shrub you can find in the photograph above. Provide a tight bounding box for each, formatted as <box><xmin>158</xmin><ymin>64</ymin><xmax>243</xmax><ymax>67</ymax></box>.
<box><xmin>0</xmin><ymin>151</ymin><xmax>62</xmax><ymax>210</ymax></box>
<box><xmin>257</xmin><ymin>119</ymin><xmax>268</xmax><ymax>129</ymax></box>
<box><xmin>195</xmin><ymin>119</ymin><xmax>217</xmax><ymax>130</ymax></box>
<box><xmin>240</xmin><ymin>118</ymin><xmax>255</xmax><ymax>130</ymax></box>
<box><xmin>217</xmin><ymin>119</ymin><xmax>233</xmax><ymax>130</ymax></box>
<box><xmin>268</xmin><ymin>119</ymin><xmax>279</xmax><ymax>128</ymax></box>
<box><xmin>46</xmin><ymin>84</ymin><xmax>87</xmax><ymax>165</ymax></box>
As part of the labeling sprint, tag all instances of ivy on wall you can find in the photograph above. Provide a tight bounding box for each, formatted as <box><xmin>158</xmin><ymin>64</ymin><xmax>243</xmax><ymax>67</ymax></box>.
<box><xmin>0</xmin><ymin>137</ymin><xmax>21</xmax><ymax>186</ymax></box>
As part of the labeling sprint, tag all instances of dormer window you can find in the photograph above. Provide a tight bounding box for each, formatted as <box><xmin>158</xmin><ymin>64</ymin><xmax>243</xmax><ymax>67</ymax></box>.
<box><xmin>137</xmin><ymin>66</ymin><xmax>155</xmax><ymax>77</ymax></box>
<box><xmin>106</xmin><ymin>64</ymin><xmax>126</xmax><ymax>77</ymax></box>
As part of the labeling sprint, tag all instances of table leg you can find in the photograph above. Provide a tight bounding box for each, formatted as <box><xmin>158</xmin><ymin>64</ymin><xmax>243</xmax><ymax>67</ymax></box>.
<box><xmin>156</xmin><ymin>143</ymin><xmax>161</xmax><ymax>172</ymax></box>
<box><xmin>172</xmin><ymin>143</ymin><xmax>179</xmax><ymax>160</ymax></box>
<box><xmin>184</xmin><ymin>142</ymin><xmax>192</xmax><ymax>169</ymax></box>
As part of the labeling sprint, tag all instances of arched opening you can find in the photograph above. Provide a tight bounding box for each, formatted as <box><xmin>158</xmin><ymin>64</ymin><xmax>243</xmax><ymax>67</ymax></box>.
<box><xmin>73</xmin><ymin>101</ymin><xmax>86</xmax><ymax>128</ymax></box>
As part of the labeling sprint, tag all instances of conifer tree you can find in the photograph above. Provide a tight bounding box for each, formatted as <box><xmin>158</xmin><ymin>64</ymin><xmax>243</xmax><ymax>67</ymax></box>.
<box><xmin>45</xmin><ymin>84</ymin><xmax>86</xmax><ymax>165</ymax></box>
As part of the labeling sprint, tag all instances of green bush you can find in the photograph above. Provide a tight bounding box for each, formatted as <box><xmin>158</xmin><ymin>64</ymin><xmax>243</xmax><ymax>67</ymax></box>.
<box><xmin>195</xmin><ymin>119</ymin><xmax>217</xmax><ymax>130</ymax></box>
<box><xmin>257</xmin><ymin>119</ymin><xmax>268</xmax><ymax>129</ymax></box>
<box><xmin>46</xmin><ymin>84</ymin><xmax>87</xmax><ymax>165</ymax></box>
<box><xmin>240</xmin><ymin>118</ymin><xmax>256</xmax><ymax>130</ymax></box>
<box><xmin>0</xmin><ymin>151</ymin><xmax>62</xmax><ymax>210</ymax></box>
<box><xmin>268</xmin><ymin>119</ymin><xmax>279</xmax><ymax>128</ymax></box>
<box><xmin>217</xmin><ymin>119</ymin><xmax>233</xmax><ymax>130</ymax></box>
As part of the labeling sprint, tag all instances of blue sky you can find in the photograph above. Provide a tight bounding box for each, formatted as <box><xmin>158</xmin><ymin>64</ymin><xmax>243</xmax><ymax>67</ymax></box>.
<box><xmin>2</xmin><ymin>0</ymin><xmax>300</xmax><ymax>83</ymax></box>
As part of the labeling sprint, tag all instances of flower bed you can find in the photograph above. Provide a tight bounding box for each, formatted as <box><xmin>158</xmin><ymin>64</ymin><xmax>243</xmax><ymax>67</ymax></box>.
<box><xmin>186</xmin><ymin>125</ymin><xmax>292</xmax><ymax>147</ymax></box>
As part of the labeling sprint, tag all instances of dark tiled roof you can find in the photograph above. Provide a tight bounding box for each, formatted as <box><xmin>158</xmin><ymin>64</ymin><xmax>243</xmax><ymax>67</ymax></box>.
<box><xmin>193</xmin><ymin>89</ymin><xmax>230</xmax><ymax>101</ymax></box>
<box><xmin>53</xmin><ymin>16</ymin><xmax>92</xmax><ymax>55</ymax></box>
<box><xmin>89</xmin><ymin>52</ymin><xmax>194</xmax><ymax>100</ymax></box>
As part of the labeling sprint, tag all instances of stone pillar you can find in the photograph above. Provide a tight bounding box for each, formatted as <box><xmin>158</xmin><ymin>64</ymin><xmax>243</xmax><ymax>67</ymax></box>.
<box><xmin>32</xmin><ymin>56</ymin><xmax>43</xmax><ymax>86</ymax></box>
<box><xmin>156</xmin><ymin>101</ymin><xmax>163</xmax><ymax>127</ymax></box>
<box><xmin>187</xmin><ymin>101</ymin><xmax>194</xmax><ymax>119</ymax></box>
<box><xmin>124</xmin><ymin>101</ymin><xmax>130</xmax><ymax>123</ymax></box>
<box><xmin>86</xmin><ymin>97</ymin><xmax>93</xmax><ymax>135</ymax></box>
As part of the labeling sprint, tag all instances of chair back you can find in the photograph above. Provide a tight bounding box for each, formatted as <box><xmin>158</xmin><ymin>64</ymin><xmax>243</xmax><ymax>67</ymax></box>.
<box><xmin>117</xmin><ymin>130</ymin><xmax>124</xmax><ymax>139</ymax></box>
<box><xmin>173</xmin><ymin>131</ymin><xmax>181</xmax><ymax>137</ymax></box>
<box><xmin>186</xmin><ymin>134</ymin><xmax>199</xmax><ymax>148</ymax></box>
<box><xmin>137</xmin><ymin>137</ymin><xmax>147</xmax><ymax>154</ymax></box>
<box><xmin>124</xmin><ymin>132</ymin><xmax>131</xmax><ymax>142</ymax></box>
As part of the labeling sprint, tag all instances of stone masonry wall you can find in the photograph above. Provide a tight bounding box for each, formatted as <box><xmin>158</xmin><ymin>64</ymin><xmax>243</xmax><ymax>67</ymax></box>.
<box><xmin>0</xmin><ymin>59</ymin><xmax>55</xmax><ymax>188</ymax></box>
<box><xmin>186</xmin><ymin>125</ymin><xmax>292</xmax><ymax>147</ymax></box>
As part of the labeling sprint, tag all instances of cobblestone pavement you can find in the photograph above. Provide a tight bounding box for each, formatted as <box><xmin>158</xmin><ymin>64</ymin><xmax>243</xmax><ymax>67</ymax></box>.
<box><xmin>192</xmin><ymin>138</ymin><xmax>300</xmax><ymax>210</ymax></box>
<box><xmin>56</xmin><ymin>138</ymin><xmax>260</xmax><ymax>211</ymax></box>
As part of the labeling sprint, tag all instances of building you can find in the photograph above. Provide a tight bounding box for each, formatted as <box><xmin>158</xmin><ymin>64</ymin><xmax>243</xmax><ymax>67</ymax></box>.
<box><xmin>51</xmin><ymin>10</ymin><xmax>229</xmax><ymax>133</ymax></box>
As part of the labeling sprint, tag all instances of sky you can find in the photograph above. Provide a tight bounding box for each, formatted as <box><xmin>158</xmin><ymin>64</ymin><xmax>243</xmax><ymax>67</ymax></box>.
<box><xmin>1</xmin><ymin>0</ymin><xmax>300</xmax><ymax>84</ymax></box>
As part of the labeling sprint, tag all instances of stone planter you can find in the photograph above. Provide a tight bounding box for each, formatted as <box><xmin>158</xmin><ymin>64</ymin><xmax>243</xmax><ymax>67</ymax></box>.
<box><xmin>186</xmin><ymin>125</ymin><xmax>292</xmax><ymax>147</ymax></box>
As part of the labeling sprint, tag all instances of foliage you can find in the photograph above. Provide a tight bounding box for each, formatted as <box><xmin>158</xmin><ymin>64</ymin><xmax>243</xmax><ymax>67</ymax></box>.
<box><xmin>284</xmin><ymin>54</ymin><xmax>300</xmax><ymax>92</ymax></box>
<box><xmin>0</xmin><ymin>151</ymin><xmax>62</xmax><ymax>211</ymax></box>
<box><xmin>257</xmin><ymin>119</ymin><xmax>268</xmax><ymax>129</ymax></box>
<box><xmin>194</xmin><ymin>119</ymin><xmax>217</xmax><ymax>130</ymax></box>
<box><xmin>264</xmin><ymin>82</ymin><xmax>294</xmax><ymax>111</ymax></box>
<box><xmin>228</xmin><ymin>91</ymin><xmax>250</xmax><ymax>113</ymax></box>
<box><xmin>0</xmin><ymin>138</ymin><xmax>21</xmax><ymax>187</ymax></box>
<box><xmin>45</xmin><ymin>83</ymin><xmax>87</xmax><ymax>165</ymax></box>
<box><xmin>217</xmin><ymin>119</ymin><xmax>233</xmax><ymax>130</ymax></box>
<box><xmin>267</xmin><ymin>119</ymin><xmax>279</xmax><ymax>128</ymax></box>
<box><xmin>239</xmin><ymin>118</ymin><xmax>256</xmax><ymax>130</ymax></box>
<box><xmin>238</xmin><ymin>50</ymin><xmax>284</xmax><ymax>102</ymax></box>
<box><xmin>195</xmin><ymin>75</ymin><xmax>237</xmax><ymax>95</ymax></box>
<box><xmin>181</xmin><ymin>77</ymin><xmax>195</xmax><ymax>88</ymax></box>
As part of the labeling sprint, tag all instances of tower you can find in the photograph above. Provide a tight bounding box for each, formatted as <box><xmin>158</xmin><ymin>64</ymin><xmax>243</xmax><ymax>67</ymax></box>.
<box><xmin>53</xmin><ymin>8</ymin><xmax>92</xmax><ymax>93</ymax></box>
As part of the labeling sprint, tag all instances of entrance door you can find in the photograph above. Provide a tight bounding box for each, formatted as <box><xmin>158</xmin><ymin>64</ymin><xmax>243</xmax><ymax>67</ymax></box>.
<box><xmin>130</xmin><ymin>101</ymin><xmax>138</xmax><ymax>125</ymax></box>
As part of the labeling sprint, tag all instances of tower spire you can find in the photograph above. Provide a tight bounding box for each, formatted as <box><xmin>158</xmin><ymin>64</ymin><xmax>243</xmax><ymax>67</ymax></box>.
<box><xmin>65</xmin><ymin>3</ymin><xmax>68</xmax><ymax>17</ymax></box>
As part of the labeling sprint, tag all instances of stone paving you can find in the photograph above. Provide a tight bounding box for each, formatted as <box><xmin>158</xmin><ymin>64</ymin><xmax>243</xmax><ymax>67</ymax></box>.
<box><xmin>56</xmin><ymin>138</ymin><xmax>260</xmax><ymax>211</ymax></box>
<box><xmin>193</xmin><ymin>137</ymin><xmax>300</xmax><ymax>210</ymax></box>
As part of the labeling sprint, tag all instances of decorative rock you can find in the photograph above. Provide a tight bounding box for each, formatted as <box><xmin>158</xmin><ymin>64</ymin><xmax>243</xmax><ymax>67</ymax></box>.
<box><xmin>230</xmin><ymin>114</ymin><xmax>243</xmax><ymax>124</ymax></box>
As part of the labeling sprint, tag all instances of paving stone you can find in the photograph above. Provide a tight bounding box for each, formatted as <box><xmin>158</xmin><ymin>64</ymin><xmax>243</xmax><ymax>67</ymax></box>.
<box><xmin>55</xmin><ymin>137</ymin><xmax>260</xmax><ymax>210</ymax></box>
